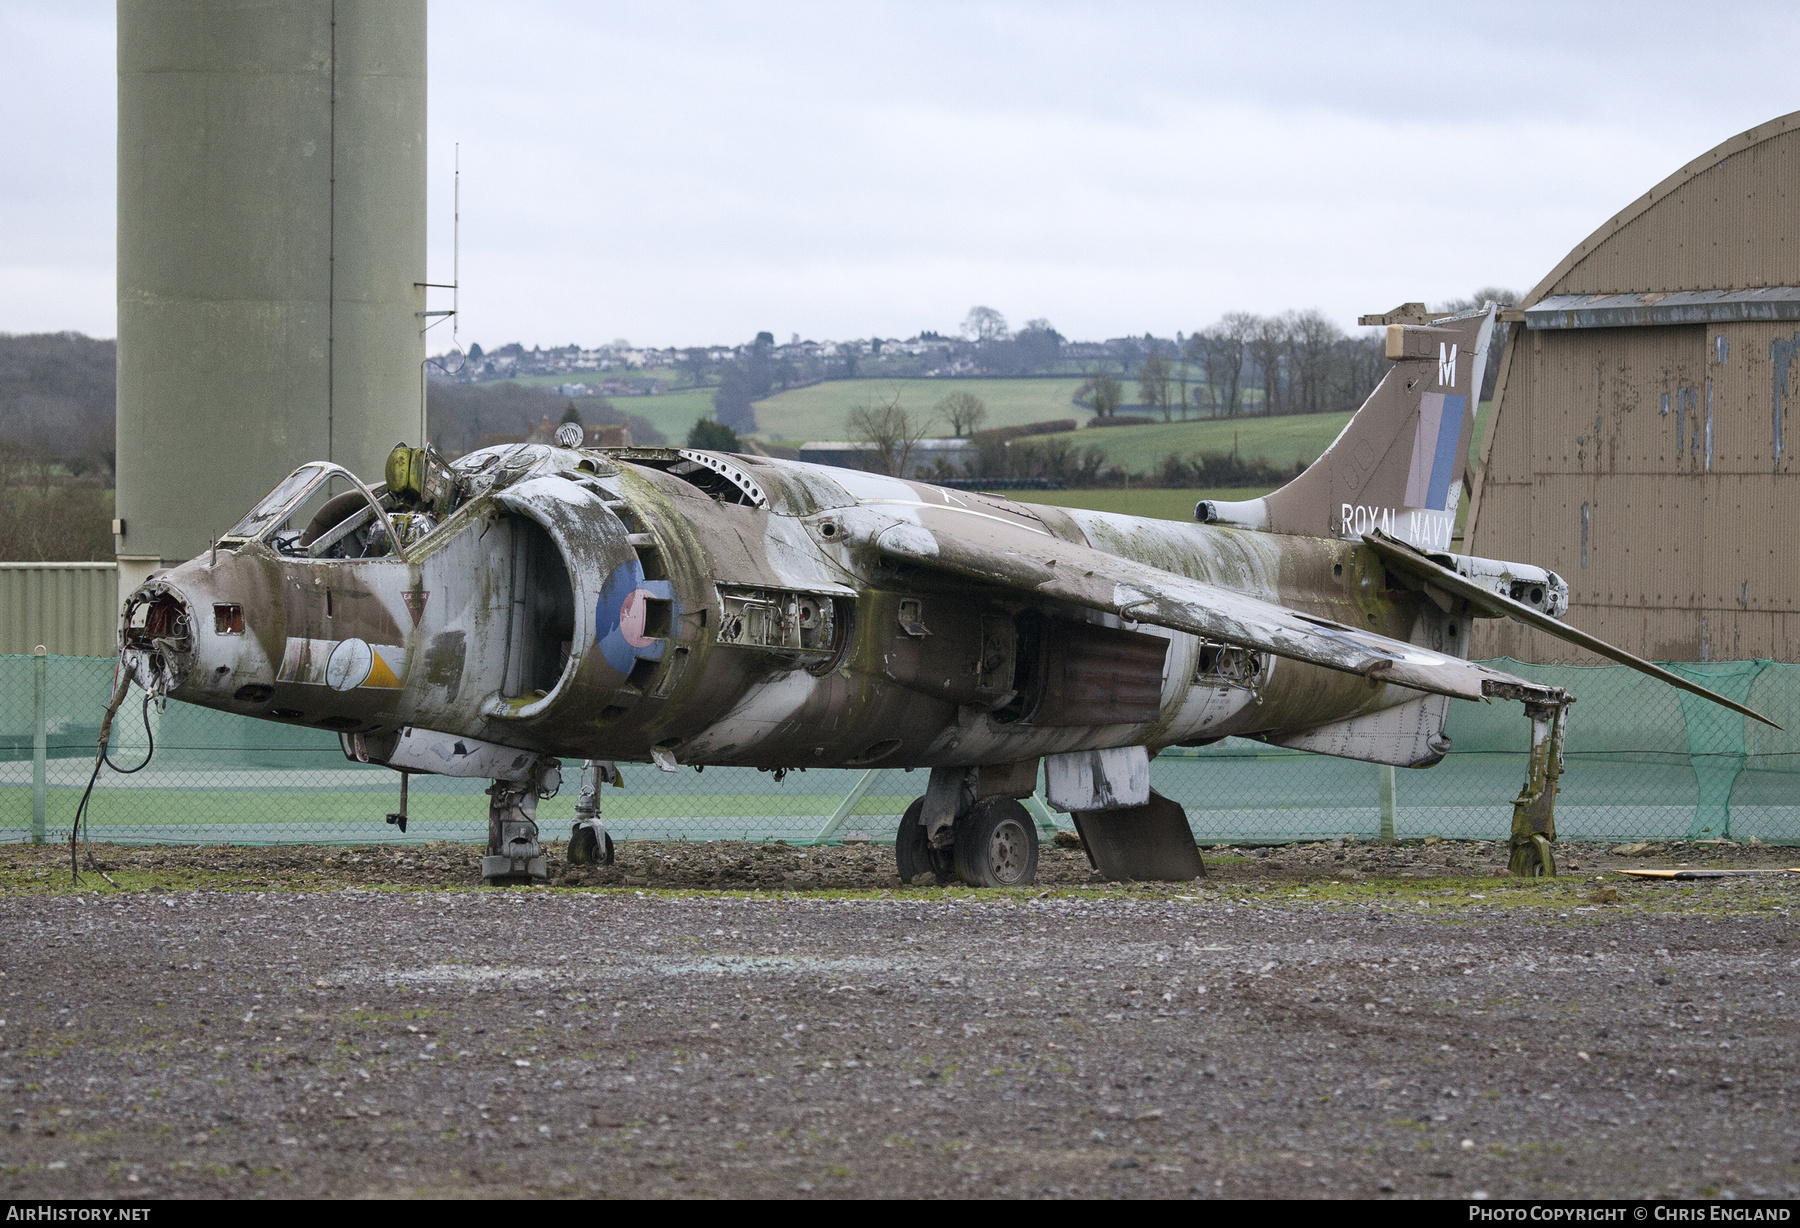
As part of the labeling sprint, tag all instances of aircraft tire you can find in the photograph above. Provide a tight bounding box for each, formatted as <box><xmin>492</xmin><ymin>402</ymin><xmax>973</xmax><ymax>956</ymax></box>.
<box><xmin>567</xmin><ymin>825</ymin><xmax>614</xmax><ymax>867</ymax></box>
<box><xmin>953</xmin><ymin>797</ymin><xmax>1038</xmax><ymax>888</ymax></box>
<box><xmin>894</xmin><ymin>798</ymin><xmax>955</xmax><ymax>885</ymax></box>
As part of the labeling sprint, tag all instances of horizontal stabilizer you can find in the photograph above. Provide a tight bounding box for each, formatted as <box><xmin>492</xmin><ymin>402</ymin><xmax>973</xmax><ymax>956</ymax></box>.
<box><xmin>1361</xmin><ymin>529</ymin><xmax>1779</xmax><ymax>729</ymax></box>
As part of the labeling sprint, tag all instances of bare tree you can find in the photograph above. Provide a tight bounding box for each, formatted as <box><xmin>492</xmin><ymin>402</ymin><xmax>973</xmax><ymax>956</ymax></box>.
<box><xmin>1077</xmin><ymin>371</ymin><xmax>1123</xmax><ymax>418</ymax></box>
<box><xmin>1174</xmin><ymin>333</ymin><xmax>1191</xmax><ymax>419</ymax></box>
<box><xmin>678</xmin><ymin>347</ymin><xmax>710</xmax><ymax>386</ymax></box>
<box><xmin>1200</xmin><ymin>313</ymin><xmax>1254</xmax><ymax>417</ymax></box>
<box><xmin>1138</xmin><ymin>344</ymin><xmax>1173</xmax><ymax>421</ymax></box>
<box><xmin>1285</xmin><ymin>309</ymin><xmax>1344</xmax><ymax>415</ymax></box>
<box><xmin>1182</xmin><ymin>333</ymin><xmax>1205</xmax><ymax>413</ymax></box>
<box><xmin>0</xmin><ymin>442</ymin><xmax>112</xmax><ymax>561</ymax></box>
<box><xmin>1328</xmin><ymin>330</ymin><xmax>1387</xmax><ymax>412</ymax></box>
<box><xmin>935</xmin><ymin>390</ymin><xmax>988</xmax><ymax>436</ymax></box>
<box><xmin>1247</xmin><ymin>314</ymin><xmax>1291</xmax><ymax>416</ymax></box>
<box><xmin>1434</xmin><ymin>286</ymin><xmax>1522</xmax><ymax>314</ymax></box>
<box><xmin>961</xmin><ymin>306</ymin><xmax>1010</xmax><ymax>343</ymax></box>
<box><xmin>834</xmin><ymin>341</ymin><xmax>861</xmax><ymax>379</ymax></box>
<box><xmin>848</xmin><ymin>390</ymin><xmax>936</xmax><ymax>476</ymax></box>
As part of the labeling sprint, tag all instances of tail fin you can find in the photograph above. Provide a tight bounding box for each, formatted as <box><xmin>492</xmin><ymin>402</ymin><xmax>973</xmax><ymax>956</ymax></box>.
<box><xmin>1198</xmin><ymin>304</ymin><xmax>1497</xmax><ymax>551</ymax></box>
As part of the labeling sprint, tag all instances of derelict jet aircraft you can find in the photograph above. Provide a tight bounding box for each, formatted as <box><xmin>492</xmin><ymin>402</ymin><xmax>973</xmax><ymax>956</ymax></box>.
<box><xmin>113</xmin><ymin>304</ymin><xmax>1772</xmax><ymax>887</ymax></box>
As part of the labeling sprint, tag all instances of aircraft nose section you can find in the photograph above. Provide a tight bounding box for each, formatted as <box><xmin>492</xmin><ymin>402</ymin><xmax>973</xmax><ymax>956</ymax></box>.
<box><xmin>120</xmin><ymin>579</ymin><xmax>199</xmax><ymax>697</ymax></box>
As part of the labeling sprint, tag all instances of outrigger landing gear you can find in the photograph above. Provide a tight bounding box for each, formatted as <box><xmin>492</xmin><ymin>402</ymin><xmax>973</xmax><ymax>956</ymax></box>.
<box><xmin>567</xmin><ymin>759</ymin><xmax>618</xmax><ymax>867</ymax></box>
<box><xmin>481</xmin><ymin>759</ymin><xmax>562</xmax><ymax>886</ymax></box>
<box><xmin>1505</xmin><ymin>689</ymin><xmax>1571</xmax><ymax>878</ymax></box>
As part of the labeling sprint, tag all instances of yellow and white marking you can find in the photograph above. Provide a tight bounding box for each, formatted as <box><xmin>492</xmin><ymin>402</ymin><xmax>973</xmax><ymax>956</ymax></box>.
<box><xmin>278</xmin><ymin>637</ymin><xmax>403</xmax><ymax>689</ymax></box>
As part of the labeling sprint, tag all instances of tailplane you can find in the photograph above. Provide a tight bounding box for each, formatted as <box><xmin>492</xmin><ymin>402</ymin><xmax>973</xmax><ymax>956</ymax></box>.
<box><xmin>1198</xmin><ymin>303</ymin><xmax>1497</xmax><ymax>550</ymax></box>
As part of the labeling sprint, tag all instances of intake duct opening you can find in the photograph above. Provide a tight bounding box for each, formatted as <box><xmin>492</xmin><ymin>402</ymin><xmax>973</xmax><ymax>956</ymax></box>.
<box><xmin>501</xmin><ymin>517</ymin><xmax>576</xmax><ymax>700</ymax></box>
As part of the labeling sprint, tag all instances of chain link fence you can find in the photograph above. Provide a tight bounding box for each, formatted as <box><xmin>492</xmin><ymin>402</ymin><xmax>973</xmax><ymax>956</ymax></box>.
<box><xmin>4</xmin><ymin>653</ymin><xmax>1798</xmax><ymax>848</ymax></box>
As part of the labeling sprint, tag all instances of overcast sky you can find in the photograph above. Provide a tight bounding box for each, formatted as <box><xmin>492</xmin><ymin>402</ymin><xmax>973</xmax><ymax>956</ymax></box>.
<box><xmin>5</xmin><ymin>1</ymin><xmax>1799</xmax><ymax>349</ymax></box>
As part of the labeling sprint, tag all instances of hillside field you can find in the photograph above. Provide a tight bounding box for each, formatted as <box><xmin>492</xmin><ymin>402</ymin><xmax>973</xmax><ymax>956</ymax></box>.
<box><xmin>748</xmin><ymin>378</ymin><xmax>1095</xmax><ymax>443</ymax></box>
<box><xmin>483</xmin><ymin>373</ymin><xmax>1485</xmax><ymax>471</ymax></box>
<box><xmin>605</xmin><ymin>391</ymin><xmax>717</xmax><ymax>443</ymax></box>
<box><xmin>1013</xmin><ymin>413</ymin><xmax>1353</xmax><ymax>477</ymax></box>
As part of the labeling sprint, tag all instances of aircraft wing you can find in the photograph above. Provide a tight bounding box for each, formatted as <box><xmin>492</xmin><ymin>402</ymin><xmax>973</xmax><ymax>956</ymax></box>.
<box><xmin>1361</xmin><ymin>528</ymin><xmax>1778</xmax><ymax>728</ymax></box>
<box><xmin>832</xmin><ymin>504</ymin><xmax>1540</xmax><ymax>704</ymax></box>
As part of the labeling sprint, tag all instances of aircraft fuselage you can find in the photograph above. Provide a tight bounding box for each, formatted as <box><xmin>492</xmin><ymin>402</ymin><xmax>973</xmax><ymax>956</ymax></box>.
<box><xmin>124</xmin><ymin>446</ymin><xmax>1459</xmax><ymax>776</ymax></box>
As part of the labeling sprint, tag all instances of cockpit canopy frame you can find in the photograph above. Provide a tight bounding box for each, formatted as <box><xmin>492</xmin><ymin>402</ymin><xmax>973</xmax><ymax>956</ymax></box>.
<box><xmin>220</xmin><ymin>461</ymin><xmax>409</xmax><ymax>561</ymax></box>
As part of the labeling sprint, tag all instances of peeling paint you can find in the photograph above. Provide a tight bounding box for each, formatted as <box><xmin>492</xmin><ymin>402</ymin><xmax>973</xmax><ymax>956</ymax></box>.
<box><xmin>1771</xmin><ymin>332</ymin><xmax>1800</xmax><ymax>470</ymax></box>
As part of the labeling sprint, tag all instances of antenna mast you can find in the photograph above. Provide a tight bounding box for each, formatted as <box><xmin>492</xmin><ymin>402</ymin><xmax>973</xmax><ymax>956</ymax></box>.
<box><xmin>414</xmin><ymin>143</ymin><xmax>462</xmax><ymax>448</ymax></box>
<box><xmin>453</xmin><ymin>143</ymin><xmax>459</xmax><ymax>347</ymax></box>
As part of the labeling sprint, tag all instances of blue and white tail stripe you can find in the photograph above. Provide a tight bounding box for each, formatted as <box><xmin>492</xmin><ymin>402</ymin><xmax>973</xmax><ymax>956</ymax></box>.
<box><xmin>1404</xmin><ymin>392</ymin><xmax>1469</xmax><ymax>512</ymax></box>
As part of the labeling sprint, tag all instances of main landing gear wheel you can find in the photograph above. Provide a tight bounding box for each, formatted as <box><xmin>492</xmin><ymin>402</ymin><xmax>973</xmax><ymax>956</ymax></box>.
<box><xmin>895</xmin><ymin>798</ymin><xmax>955</xmax><ymax>885</ymax></box>
<box><xmin>953</xmin><ymin>797</ymin><xmax>1039</xmax><ymax>888</ymax></box>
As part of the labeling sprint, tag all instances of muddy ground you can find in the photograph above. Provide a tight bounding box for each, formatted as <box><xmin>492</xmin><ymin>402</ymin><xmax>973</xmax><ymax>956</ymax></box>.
<box><xmin>1</xmin><ymin>837</ymin><xmax>1796</xmax><ymax>1199</ymax></box>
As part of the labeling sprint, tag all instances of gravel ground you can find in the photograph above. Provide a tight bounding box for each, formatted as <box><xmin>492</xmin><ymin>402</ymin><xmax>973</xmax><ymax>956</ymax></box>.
<box><xmin>2</xmin><ymin>837</ymin><xmax>1797</xmax><ymax>1199</ymax></box>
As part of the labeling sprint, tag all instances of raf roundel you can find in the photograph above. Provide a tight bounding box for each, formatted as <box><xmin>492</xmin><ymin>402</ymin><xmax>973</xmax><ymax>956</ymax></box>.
<box><xmin>595</xmin><ymin>557</ymin><xmax>677</xmax><ymax>675</ymax></box>
<box><xmin>324</xmin><ymin>638</ymin><xmax>375</xmax><ymax>692</ymax></box>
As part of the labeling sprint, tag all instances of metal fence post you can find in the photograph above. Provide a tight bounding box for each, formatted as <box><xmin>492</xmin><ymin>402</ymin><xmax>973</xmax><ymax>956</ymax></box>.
<box><xmin>813</xmin><ymin>769</ymin><xmax>882</xmax><ymax>843</ymax></box>
<box><xmin>1378</xmin><ymin>763</ymin><xmax>1397</xmax><ymax>843</ymax></box>
<box><xmin>31</xmin><ymin>645</ymin><xmax>48</xmax><ymax>845</ymax></box>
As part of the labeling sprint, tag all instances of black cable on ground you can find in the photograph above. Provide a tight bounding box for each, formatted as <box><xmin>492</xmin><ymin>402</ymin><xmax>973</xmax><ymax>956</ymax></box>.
<box><xmin>70</xmin><ymin>675</ymin><xmax>148</xmax><ymax>888</ymax></box>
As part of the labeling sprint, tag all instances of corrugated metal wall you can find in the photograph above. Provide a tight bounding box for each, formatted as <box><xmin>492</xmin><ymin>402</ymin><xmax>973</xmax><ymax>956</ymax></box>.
<box><xmin>1470</xmin><ymin>113</ymin><xmax>1800</xmax><ymax>664</ymax></box>
<box><xmin>0</xmin><ymin>564</ymin><xmax>118</xmax><ymax>657</ymax></box>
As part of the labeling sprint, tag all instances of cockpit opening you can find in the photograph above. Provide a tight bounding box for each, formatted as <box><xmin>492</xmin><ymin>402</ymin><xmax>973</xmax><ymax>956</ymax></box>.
<box><xmin>221</xmin><ymin>462</ymin><xmax>416</xmax><ymax>560</ymax></box>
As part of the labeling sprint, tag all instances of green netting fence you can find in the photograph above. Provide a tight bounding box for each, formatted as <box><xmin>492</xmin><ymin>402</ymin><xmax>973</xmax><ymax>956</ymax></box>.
<box><xmin>4</xmin><ymin>653</ymin><xmax>1798</xmax><ymax>847</ymax></box>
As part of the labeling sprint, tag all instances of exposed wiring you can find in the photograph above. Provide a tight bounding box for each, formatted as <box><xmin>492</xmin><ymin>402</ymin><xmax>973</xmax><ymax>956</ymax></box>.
<box><xmin>107</xmin><ymin>694</ymin><xmax>157</xmax><ymax>776</ymax></box>
<box><xmin>69</xmin><ymin>673</ymin><xmax>154</xmax><ymax>889</ymax></box>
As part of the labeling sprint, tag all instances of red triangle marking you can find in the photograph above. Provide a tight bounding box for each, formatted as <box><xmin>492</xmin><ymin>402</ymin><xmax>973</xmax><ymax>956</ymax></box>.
<box><xmin>403</xmin><ymin>590</ymin><xmax>430</xmax><ymax>625</ymax></box>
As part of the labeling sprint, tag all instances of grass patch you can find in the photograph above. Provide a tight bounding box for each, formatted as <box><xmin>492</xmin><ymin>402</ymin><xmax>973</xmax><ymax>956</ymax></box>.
<box><xmin>748</xmin><ymin>378</ymin><xmax>1095</xmax><ymax>443</ymax></box>
<box><xmin>594</xmin><ymin>390</ymin><xmax>718</xmax><ymax>444</ymax></box>
<box><xmin>1011</xmin><ymin>413</ymin><xmax>1352</xmax><ymax>477</ymax></box>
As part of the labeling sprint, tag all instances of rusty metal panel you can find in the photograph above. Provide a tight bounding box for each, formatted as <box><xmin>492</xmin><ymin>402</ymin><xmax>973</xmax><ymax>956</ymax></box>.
<box><xmin>1461</xmin><ymin>313</ymin><xmax>1800</xmax><ymax>661</ymax></box>
<box><xmin>1706</xmin><ymin>322</ymin><xmax>1800</xmax><ymax>474</ymax></box>
<box><xmin>0</xmin><ymin>563</ymin><xmax>119</xmax><ymax>657</ymax></box>
<box><xmin>1031</xmin><ymin>620</ymin><xmax>1168</xmax><ymax>727</ymax></box>
<box><xmin>1704</xmin><ymin>474</ymin><xmax>1774</xmax><ymax>619</ymax></box>
<box><xmin>1484</xmin><ymin>338</ymin><xmax>1535</xmax><ymax>485</ymax></box>
<box><xmin>1468</xmin><ymin>479</ymin><xmax>1531</xmax><ymax>565</ymax></box>
<box><xmin>1522</xmin><ymin>327</ymin><xmax>1705</xmax><ymax>477</ymax></box>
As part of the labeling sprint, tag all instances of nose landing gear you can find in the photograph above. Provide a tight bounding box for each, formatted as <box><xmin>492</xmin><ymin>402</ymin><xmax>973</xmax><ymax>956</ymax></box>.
<box><xmin>567</xmin><ymin>760</ymin><xmax>619</xmax><ymax>867</ymax></box>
